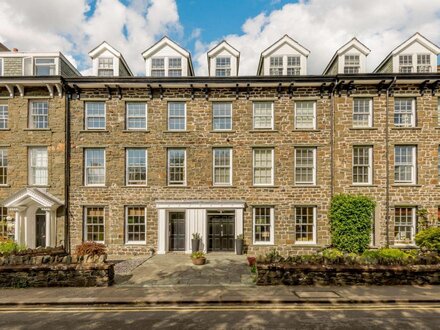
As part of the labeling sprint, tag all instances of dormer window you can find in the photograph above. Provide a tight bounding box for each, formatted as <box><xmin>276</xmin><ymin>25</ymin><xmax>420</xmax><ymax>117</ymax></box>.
<box><xmin>98</xmin><ymin>58</ymin><xmax>113</xmax><ymax>76</ymax></box>
<box><xmin>417</xmin><ymin>54</ymin><xmax>431</xmax><ymax>73</ymax></box>
<box><xmin>35</xmin><ymin>58</ymin><xmax>56</xmax><ymax>76</ymax></box>
<box><xmin>344</xmin><ymin>55</ymin><xmax>360</xmax><ymax>74</ymax></box>
<box><xmin>215</xmin><ymin>57</ymin><xmax>231</xmax><ymax>76</ymax></box>
<box><xmin>399</xmin><ymin>55</ymin><xmax>413</xmax><ymax>73</ymax></box>
<box><xmin>168</xmin><ymin>57</ymin><xmax>182</xmax><ymax>77</ymax></box>
<box><xmin>151</xmin><ymin>58</ymin><xmax>165</xmax><ymax>77</ymax></box>
<box><xmin>269</xmin><ymin>56</ymin><xmax>283</xmax><ymax>76</ymax></box>
<box><xmin>287</xmin><ymin>56</ymin><xmax>300</xmax><ymax>75</ymax></box>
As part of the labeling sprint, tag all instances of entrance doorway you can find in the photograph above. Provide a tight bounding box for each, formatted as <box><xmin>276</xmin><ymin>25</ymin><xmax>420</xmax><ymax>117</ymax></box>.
<box><xmin>169</xmin><ymin>212</ymin><xmax>185</xmax><ymax>251</ymax></box>
<box><xmin>35</xmin><ymin>208</ymin><xmax>46</xmax><ymax>248</ymax></box>
<box><xmin>207</xmin><ymin>211</ymin><xmax>235</xmax><ymax>252</ymax></box>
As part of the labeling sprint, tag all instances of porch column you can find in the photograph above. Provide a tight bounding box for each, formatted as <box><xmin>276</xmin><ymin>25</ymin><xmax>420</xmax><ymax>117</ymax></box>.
<box><xmin>14</xmin><ymin>211</ymin><xmax>20</xmax><ymax>243</ymax></box>
<box><xmin>235</xmin><ymin>208</ymin><xmax>244</xmax><ymax>237</ymax></box>
<box><xmin>157</xmin><ymin>209</ymin><xmax>166</xmax><ymax>254</ymax></box>
<box><xmin>44</xmin><ymin>209</ymin><xmax>51</xmax><ymax>247</ymax></box>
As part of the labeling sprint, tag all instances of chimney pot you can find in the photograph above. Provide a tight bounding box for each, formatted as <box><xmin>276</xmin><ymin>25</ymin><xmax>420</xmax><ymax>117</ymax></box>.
<box><xmin>12</xmin><ymin>48</ymin><xmax>18</xmax><ymax>52</ymax></box>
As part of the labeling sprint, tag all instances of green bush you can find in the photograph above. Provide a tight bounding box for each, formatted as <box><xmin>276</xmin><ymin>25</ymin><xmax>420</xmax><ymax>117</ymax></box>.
<box><xmin>329</xmin><ymin>194</ymin><xmax>375</xmax><ymax>253</ymax></box>
<box><xmin>362</xmin><ymin>248</ymin><xmax>410</xmax><ymax>265</ymax></box>
<box><xmin>0</xmin><ymin>240</ymin><xmax>25</xmax><ymax>255</ymax></box>
<box><xmin>415</xmin><ymin>227</ymin><xmax>440</xmax><ymax>252</ymax></box>
<box><xmin>322</xmin><ymin>248</ymin><xmax>344</xmax><ymax>261</ymax></box>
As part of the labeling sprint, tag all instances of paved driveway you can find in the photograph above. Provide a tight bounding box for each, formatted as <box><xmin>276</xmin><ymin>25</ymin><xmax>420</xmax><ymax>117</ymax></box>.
<box><xmin>114</xmin><ymin>253</ymin><xmax>254</xmax><ymax>287</ymax></box>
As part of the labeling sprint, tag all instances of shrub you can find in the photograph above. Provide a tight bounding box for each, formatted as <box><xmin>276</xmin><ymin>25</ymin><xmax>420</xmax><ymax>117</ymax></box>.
<box><xmin>0</xmin><ymin>240</ymin><xmax>26</xmax><ymax>255</ymax></box>
<box><xmin>322</xmin><ymin>248</ymin><xmax>344</xmax><ymax>263</ymax></box>
<box><xmin>415</xmin><ymin>227</ymin><xmax>440</xmax><ymax>252</ymax></box>
<box><xmin>362</xmin><ymin>248</ymin><xmax>410</xmax><ymax>265</ymax></box>
<box><xmin>329</xmin><ymin>194</ymin><xmax>375</xmax><ymax>253</ymax></box>
<box><xmin>191</xmin><ymin>251</ymin><xmax>205</xmax><ymax>259</ymax></box>
<box><xmin>75</xmin><ymin>241</ymin><xmax>106</xmax><ymax>257</ymax></box>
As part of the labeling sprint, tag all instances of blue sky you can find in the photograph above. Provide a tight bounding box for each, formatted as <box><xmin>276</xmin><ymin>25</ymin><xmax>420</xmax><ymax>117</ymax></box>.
<box><xmin>0</xmin><ymin>0</ymin><xmax>439</xmax><ymax>75</ymax></box>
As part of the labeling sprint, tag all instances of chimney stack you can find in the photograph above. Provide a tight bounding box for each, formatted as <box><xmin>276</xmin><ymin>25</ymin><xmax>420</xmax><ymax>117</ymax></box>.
<box><xmin>12</xmin><ymin>48</ymin><xmax>18</xmax><ymax>52</ymax></box>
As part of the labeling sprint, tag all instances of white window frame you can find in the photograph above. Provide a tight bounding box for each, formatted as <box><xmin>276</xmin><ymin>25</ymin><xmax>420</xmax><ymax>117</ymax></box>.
<box><xmin>0</xmin><ymin>148</ymin><xmax>7</xmax><ymax>185</ymax></box>
<box><xmin>168</xmin><ymin>102</ymin><xmax>186</xmax><ymax>131</ymax></box>
<box><xmin>215</xmin><ymin>56</ymin><xmax>231</xmax><ymax>77</ymax></box>
<box><xmin>125</xmin><ymin>206</ymin><xmax>147</xmax><ymax>245</ymax></box>
<box><xmin>84</xmin><ymin>148</ymin><xmax>106</xmax><ymax>187</ymax></box>
<box><xmin>394</xmin><ymin>207</ymin><xmax>417</xmax><ymax>245</ymax></box>
<box><xmin>417</xmin><ymin>54</ymin><xmax>431</xmax><ymax>73</ymax></box>
<box><xmin>126</xmin><ymin>148</ymin><xmax>148</xmax><ymax>186</ymax></box>
<box><xmin>394</xmin><ymin>145</ymin><xmax>416</xmax><ymax>184</ymax></box>
<box><xmin>28</xmin><ymin>147</ymin><xmax>48</xmax><ymax>186</ymax></box>
<box><xmin>269</xmin><ymin>56</ymin><xmax>283</xmax><ymax>76</ymax></box>
<box><xmin>168</xmin><ymin>57</ymin><xmax>182</xmax><ymax>77</ymax></box>
<box><xmin>353</xmin><ymin>98</ymin><xmax>373</xmax><ymax>128</ymax></box>
<box><xmin>252</xmin><ymin>102</ymin><xmax>274</xmax><ymax>130</ymax></box>
<box><xmin>287</xmin><ymin>56</ymin><xmax>301</xmax><ymax>75</ymax></box>
<box><xmin>437</xmin><ymin>98</ymin><xmax>440</xmax><ymax>127</ymax></box>
<box><xmin>344</xmin><ymin>54</ymin><xmax>360</xmax><ymax>74</ymax></box>
<box><xmin>294</xmin><ymin>101</ymin><xmax>316</xmax><ymax>130</ymax></box>
<box><xmin>0</xmin><ymin>104</ymin><xmax>8</xmax><ymax>129</ymax></box>
<box><xmin>85</xmin><ymin>102</ymin><xmax>106</xmax><ymax>130</ymax></box>
<box><xmin>29</xmin><ymin>101</ymin><xmax>49</xmax><ymax>129</ymax></box>
<box><xmin>34</xmin><ymin>57</ymin><xmax>57</xmax><ymax>76</ymax></box>
<box><xmin>97</xmin><ymin>57</ymin><xmax>114</xmax><ymax>77</ymax></box>
<box><xmin>294</xmin><ymin>206</ymin><xmax>317</xmax><ymax>245</ymax></box>
<box><xmin>253</xmin><ymin>206</ymin><xmax>275</xmax><ymax>245</ymax></box>
<box><xmin>167</xmin><ymin>148</ymin><xmax>187</xmax><ymax>186</ymax></box>
<box><xmin>212</xmin><ymin>102</ymin><xmax>232</xmax><ymax>131</ymax></box>
<box><xmin>294</xmin><ymin>147</ymin><xmax>317</xmax><ymax>186</ymax></box>
<box><xmin>84</xmin><ymin>206</ymin><xmax>105</xmax><ymax>243</ymax></box>
<box><xmin>394</xmin><ymin>98</ymin><xmax>416</xmax><ymax>128</ymax></box>
<box><xmin>352</xmin><ymin>146</ymin><xmax>373</xmax><ymax>185</ymax></box>
<box><xmin>253</xmin><ymin>148</ymin><xmax>274</xmax><ymax>186</ymax></box>
<box><xmin>399</xmin><ymin>55</ymin><xmax>413</xmax><ymax>73</ymax></box>
<box><xmin>126</xmin><ymin>102</ymin><xmax>147</xmax><ymax>130</ymax></box>
<box><xmin>151</xmin><ymin>57</ymin><xmax>165</xmax><ymax>77</ymax></box>
<box><xmin>212</xmin><ymin>148</ymin><xmax>232</xmax><ymax>186</ymax></box>
<box><xmin>0</xmin><ymin>58</ymin><xmax>3</xmax><ymax>76</ymax></box>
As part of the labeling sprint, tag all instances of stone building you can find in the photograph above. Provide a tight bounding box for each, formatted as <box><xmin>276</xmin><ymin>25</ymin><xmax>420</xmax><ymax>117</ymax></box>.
<box><xmin>1</xmin><ymin>33</ymin><xmax>440</xmax><ymax>256</ymax></box>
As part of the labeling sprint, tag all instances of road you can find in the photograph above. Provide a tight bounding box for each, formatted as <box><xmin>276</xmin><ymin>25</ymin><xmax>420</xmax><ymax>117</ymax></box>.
<box><xmin>0</xmin><ymin>304</ymin><xmax>439</xmax><ymax>329</ymax></box>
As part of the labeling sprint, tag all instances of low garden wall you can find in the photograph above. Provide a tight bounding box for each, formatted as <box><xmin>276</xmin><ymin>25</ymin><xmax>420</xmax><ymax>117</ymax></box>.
<box><xmin>256</xmin><ymin>263</ymin><xmax>440</xmax><ymax>286</ymax></box>
<box><xmin>0</xmin><ymin>253</ymin><xmax>114</xmax><ymax>288</ymax></box>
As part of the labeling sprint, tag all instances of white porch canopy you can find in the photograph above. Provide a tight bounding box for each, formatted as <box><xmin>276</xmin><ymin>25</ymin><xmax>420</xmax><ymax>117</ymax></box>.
<box><xmin>2</xmin><ymin>188</ymin><xmax>63</xmax><ymax>248</ymax></box>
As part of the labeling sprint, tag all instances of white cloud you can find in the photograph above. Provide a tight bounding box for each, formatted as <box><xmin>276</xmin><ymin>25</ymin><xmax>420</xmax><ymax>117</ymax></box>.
<box><xmin>193</xmin><ymin>0</ymin><xmax>440</xmax><ymax>75</ymax></box>
<box><xmin>0</xmin><ymin>0</ymin><xmax>182</xmax><ymax>75</ymax></box>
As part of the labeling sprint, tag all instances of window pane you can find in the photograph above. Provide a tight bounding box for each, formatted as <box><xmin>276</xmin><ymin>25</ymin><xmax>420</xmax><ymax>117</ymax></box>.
<box><xmin>295</xmin><ymin>148</ymin><xmax>315</xmax><ymax>184</ymax></box>
<box><xmin>353</xmin><ymin>146</ymin><xmax>371</xmax><ymax>184</ymax></box>
<box><xmin>394</xmin><ymin>98</ymin><xmax>414</xmax><ymax>127</ymax></box>
<box><xmin>168</xmin><ymin>149</ymin><xmax>185</xmax><ymax>185</ymax></box>
<box><xmin>253</xmin><ymin>149</ymin><xmax>273</xmax><ymax>185</ymax></box>
<box><xmin>295</xmin><ymin>101</ymin><xmax>315</xmax><ymax>129</ymax></box>
<box><xmin>216</xmin><ymin>57</ymin><xmax>231</xmax><ymax>76</ymax></box>
<box><xmin>353</xmin><ymin>98</ymin><xmax>372</xmax><ymax>127</ymax></box>
<box><xmin>394</xmin><ymin>207</ymin><xmax>415</xmax><ymax>244</ymax></box>
<box><xmin>168</xmin><ymin>102</ymin><xmax>186</xmax><ymax>130</ymax></box>
<box><xmin>394</xmin><ymin>146</ymin><xmax>415</xmax><ymax>183</ymax></box>
<box><xmin>85</xmin><ymin>149</ymin><xmax>105</xmax><ymax>185</ymax></box>
<box><xmin>0</xmin><ymin>105</ymin><xmax>8</xmax><ymax>129</ymax></box>
<box><xmin>30</xmin><ymin>101</ymin><xmax>48</xmax><ymax>129</ymax></box>
<box><xmin>254</xmin><ymin>207</ymin><xmax>272</xmax><ymax>243</ymax></box>
<box><xmin>253</xmin><ymin>102</ymin><xmax>273</xmax><ymax>129</ymax></box>
<box><xmin>29</xmin><ymin>147</ymin><xmax>48</xmax><ymax>185</ymax></box>
<box><xmin>126</xmin><ymin>103</ymin><xmax>147</xmax><ymax>130</ymax></box>
<box><xmin>213</xmin><ymin>102</ymin><xmax>232</xmax><ymax>130</ymax></box>
<box><xmin>126</xmin><ymin>149</ymin><xmax>147</xmax><ymax>185</ymax></box>
<box><xmin>269</xmin><ymin>56</ymin><xmax>283</xmax><ymax>76</ymax></box>
<box><xmin>85</xmin><ymin>207</ymin><xmax>105</xmax><ymax>242</ymax></box>
<box><xmin>213</xmin><ymin>148</ymin><xmax>231</xmax><ymax>185</ymax></box>
<box><xmin>85</xmin><ymin>102</ymin><xmax>106</xmax><ymax>129</ymax></box>
<box><xmin>126</xmin><ymin>207</ymin><xmax>146</xmax><ymax>243</ymax></box>
<box><xmin>295</xmin><ymin>207</ymin><xmax>315</xmax><ymax>242</ymax></box>
<box><xmin>35</xmin><ymin>58</ymin><xmax>56</xmax><ymax>76</ymax></box>
<box><xmin>0</xmin><ymin>149</ymin><xmax>7</xmax><ymax>185</ymax></box>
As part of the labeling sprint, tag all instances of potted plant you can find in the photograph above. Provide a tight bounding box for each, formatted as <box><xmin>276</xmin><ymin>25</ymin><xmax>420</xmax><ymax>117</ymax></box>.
<box><xmin>236</xmin><ymin>234</ymin><xmax>244</xmax><ymax>255</ymax></box>
<box><xmin>191</xmin><ymin>251</ymin><xmax>206</xmax><ymax>265</ymax></box>
<box><xmin>191</xmin><ymin>233</ymin><xmax>201</xmax><ymax>252</ymax></box>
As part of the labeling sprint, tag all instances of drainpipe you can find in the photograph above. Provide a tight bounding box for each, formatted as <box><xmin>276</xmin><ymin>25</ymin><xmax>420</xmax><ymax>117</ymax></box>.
<box><xmin>330</xmin><ymin>79</ymin><xmax>338</xmax><ymax>199</ymax></box>
<box><xmin>385</xmin><ymin>77</ymin><xmax>396</xmax><ymax>248</ymax></box>
<box><xmin>64</xmin><ymin>85</ymin><xmax>71</xmax><ymax>253</ymax></box>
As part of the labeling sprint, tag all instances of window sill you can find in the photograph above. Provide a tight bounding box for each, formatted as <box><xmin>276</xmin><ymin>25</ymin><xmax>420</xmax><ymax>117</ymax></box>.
<box><xmin>349</xmin><ymin>127</ymin><xmax>378</xmax><ymax>130</ymax></box>
<box><xmin>251</xmin><ymin>185</ymin><xmax>279</xmax><ymax>188</ymax></box>
<box><xmin>391</xmin><ymin>244</ymin><xmax>417</xmax><ymax>249</ymax></box>
<box><xmin>210</xmin><ymin>130</ymin><xmax>235</xmax><ymax>133</ymax></box>
<box><xmin>252</xmin><ymin>243</ymin><xmax>275</xmax><ymax>246</ymax></box>
<box><xmin>122</xmin><ymin>130</ymin><xmax>150</xmax><ymax>133</ymax></box>
<box><xmin>27</xmin><ymin>185</ymin><xmax>51</xmax><ymax>188</ymax></box>
<box><xmin>125</xmin><ymin>243</ymin><xmax>147</xmax><ymax>246</ymax></box>
<box><xmin>0</xmin><ymin>184</ymin><xmax>11</xmax><ymax>188</ymax></box>
<box><xmin>293</xmin><ymin>184</ymin><xmax>319</xmax><ymax>188</ymax></box>
<box><xmin>391</xmin><ymin>127</ymin><xmax>421</xmax><ymax>130</ymax></box>
<box><xmin>164</xmin><ymin>185</ymin><xmax>189</xmax><ymax>188</ymax></box>
<box><xmin>23</xmin><ymin>128</ymin><xmax>51</xmax><ymax>131</ymax></box>
<box><xmin>249</xmin><ymin>129</ymin><xmax>278</xmax><ymax>133</ymax></box>
<box><xmin>82</xmin><ymin>185</ymin><xmax>108</xmax><ymax>188</ymax></box>
<box><xmin>212</xmin><ymin>185</ymin><xmax>236</xmax><ymax>188</ymax></box>
<box><xmin>124</xmin><ymin>185</ymin><xmax>149</xmax><ymax>188</ymax></box>
<box><xmin>292</xmin><ymin>129</ymin><xmax>320</xmax><ymax>132</ymax></box>
<box><xmin>0</xmin><ymin>129</ymin><xmax>11</xmax><ymax>131</ymax></box>
<box><xmin>293</xmin><ymin>243</ymin><xmax>320</xmax><ymax>247</ymax></box>
<box><xmin>391</xmin><ymin>184</ymin><xmax>421</xmax><ymax>187</ymax></box>
<box><xmin>80</xmin><ymin>130</ymin><xmax>109</xmax><ymax>133</ymax></box>
<box><xmin>163</xmin><ymin>130</ymin><xmax>189</xmax><ymax>133</ymax></box>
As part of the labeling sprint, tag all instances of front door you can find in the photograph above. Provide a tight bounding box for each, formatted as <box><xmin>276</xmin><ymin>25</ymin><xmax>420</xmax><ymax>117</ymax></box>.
<box><xmin>208</xmin><ymin>212</ymin><xmax>235</xmax><ymax>252</ymax></box>
<box><xmin>169</xmin><ymin>212</ymin><xmax>185</xmax><ymax>251</ymax></box>
<box><xmin>35</xmin><ymin>209</ymin><xmax>46</xmax><ymax>248</ymax></box>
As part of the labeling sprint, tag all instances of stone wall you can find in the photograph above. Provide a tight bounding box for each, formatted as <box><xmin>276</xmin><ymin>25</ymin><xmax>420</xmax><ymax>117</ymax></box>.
<box><xmin>257</xmin><ymin>263</ymin><xmax>440</xmax><ymax>285</ymax></box>
<box><xmin>3</xmin><ymin>57</ymin><xmax>22</xmax><ymax>76</ymax></box>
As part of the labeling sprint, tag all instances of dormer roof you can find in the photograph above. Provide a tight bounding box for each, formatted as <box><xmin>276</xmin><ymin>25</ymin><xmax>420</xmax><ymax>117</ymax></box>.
<box><xmin>207</xmin><ymin>40</ymin><xmax>240</xmax><ymax>76</ymax></box>
<box><xmin>323</xmin><ymin>37</ymin><xmax>370</xmax><ymax>74</ymax></box>
<box><xmin>88</xmin><ymin>41</ymin><xmax>133</xmax><ymax>76</ymax></box>
<box><xmin>0</xmin><ymin>42</ymin><xmax>9</xmax><ymax>52</ymax></box>
<box><xmin>374</xmin><ymin>32</ymin><xmax>440</xmax><ymax>73</ymax></box>
<box><xmin>257</xmin><ymin>34</ymin><xmax>310</xmax><ymax>75</ymax></box>
<box><xmin>141</xmin><ymin>36</ymin><xmax>194</xmax><ymax>76</ymax></box>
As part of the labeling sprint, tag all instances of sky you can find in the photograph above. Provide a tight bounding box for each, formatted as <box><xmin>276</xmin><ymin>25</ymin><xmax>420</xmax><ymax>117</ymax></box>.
<box><xmin>0</xmin><ymin>0</ymin><xmax>439</xmax><ymax>76</ymax></box>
